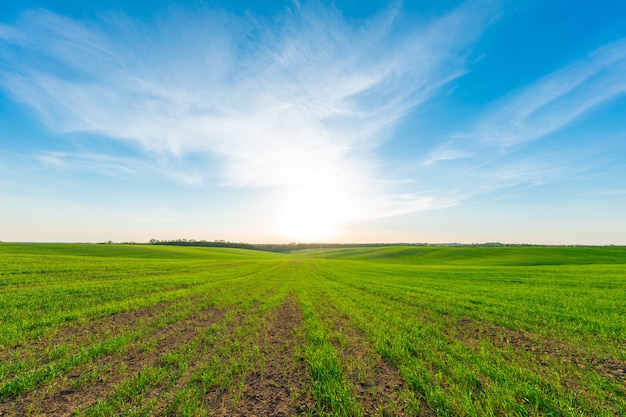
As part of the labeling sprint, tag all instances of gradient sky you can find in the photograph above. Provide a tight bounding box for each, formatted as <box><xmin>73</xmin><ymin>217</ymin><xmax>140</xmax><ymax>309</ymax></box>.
<box><xmin>1</xmin><ymin>0</ymin><xmax>625</xmax><ymax>244</ymax></box>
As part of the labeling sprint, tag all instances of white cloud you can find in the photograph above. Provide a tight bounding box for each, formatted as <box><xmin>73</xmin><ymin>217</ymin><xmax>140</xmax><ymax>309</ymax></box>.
<box><xmin>0</xmin><ymin>2</ymin><xmax>495</xmax><ymax>227</ymax></box>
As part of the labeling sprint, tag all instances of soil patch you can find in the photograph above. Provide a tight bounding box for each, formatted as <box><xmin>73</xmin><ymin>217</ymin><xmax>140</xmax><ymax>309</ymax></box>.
<box><xmin>213</xmin><ymin>298</ymin><xmax>315</xmax><ymax>416</ymax></box>
<box><xmin>0</xmin><ymin>304</ymin><xmax>225</xmax><ymax>416</ymax></box>
<box><xmin>1</xmin><ymin>299</ymin><xmax>178</xmax><ymax>366</ymax></box>
<box><xmin>324</xmin><ymin>304</ymin><xmax>435</xmax><ymax>417</ymax></box>
<box><xmin>455</xmin><ymin>318</ymin><xmax>626</xmax><ymax>386</ymax></box>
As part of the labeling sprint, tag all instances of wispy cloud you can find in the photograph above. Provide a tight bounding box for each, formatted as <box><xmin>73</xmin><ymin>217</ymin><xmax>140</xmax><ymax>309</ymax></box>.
<box><xmin>588</xmin><ymin>189</ymin><xmax>626</xmax><ymax>196</ymax></box>
<box><xmin>474</xmin><ymin>38</ymin><xmax>626</xmax><ymax>146</ymax></box>
<box><xmin>417</xmin><ymin>37</ymin><xmax>626</xmax><ymax>200</ymax></box>
<box><xmin>0</xmin><ymin>2</ymin><xmax>496</xmax><ymax>223</ymax></box>
<box><xmin>35</xmin><ymin>151</ymin><xmax>204</xmax><ymax>185</ymax></box>
<box><xmin>420</xmin><ymin>143</ymin><xmax>471</xmax><ymax>166</ymax></box>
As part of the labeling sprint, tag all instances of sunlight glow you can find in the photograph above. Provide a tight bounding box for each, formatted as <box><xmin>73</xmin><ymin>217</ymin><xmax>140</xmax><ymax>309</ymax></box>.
<box><xmin>278</xmin><ymin>184</ymin><xmax>354</xmax><ymax>242</ymax></box>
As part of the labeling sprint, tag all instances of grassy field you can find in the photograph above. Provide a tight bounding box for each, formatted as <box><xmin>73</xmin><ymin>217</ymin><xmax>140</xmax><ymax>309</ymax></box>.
<box><xmin>1</xmin><ymin>243</ymin><xmax>625</xmax><ymax>416</ymax></box>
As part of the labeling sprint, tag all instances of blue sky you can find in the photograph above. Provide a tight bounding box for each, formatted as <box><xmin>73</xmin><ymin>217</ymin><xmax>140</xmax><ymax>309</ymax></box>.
<box><xmin>1</xmin><ymin>0</ymin><xmax>625</xmax><ymax>244</ymax></box>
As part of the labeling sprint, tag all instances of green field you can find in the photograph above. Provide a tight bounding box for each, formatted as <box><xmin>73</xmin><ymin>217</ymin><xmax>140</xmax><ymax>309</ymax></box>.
<box><xmin>1</xmin><ymin>243</ymin><xmax>625</xmax><ymax>416</ymax></box>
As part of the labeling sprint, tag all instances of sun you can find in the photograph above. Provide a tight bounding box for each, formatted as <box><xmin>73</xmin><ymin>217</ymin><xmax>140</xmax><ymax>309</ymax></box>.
<box><xmin>278</xmin><ymin>184</ymin><xmax>354</xmax><ymax>242</ymax></box>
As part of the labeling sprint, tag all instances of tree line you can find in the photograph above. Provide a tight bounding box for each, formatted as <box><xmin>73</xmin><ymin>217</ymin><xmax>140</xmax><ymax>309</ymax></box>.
<box><xmin>147</xmin><ymin>239</ymin><xmax>433</xmax><ymax>253</ymax></box>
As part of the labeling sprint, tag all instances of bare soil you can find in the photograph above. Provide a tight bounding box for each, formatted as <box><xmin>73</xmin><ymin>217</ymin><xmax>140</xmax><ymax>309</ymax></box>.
<box><xmin>0</xmin><ymin>303</ymin><xmax>225</xmax><ymax>416</ymax></box>
<box><xmin>324</xmin><ymin>304</ymin><xmax>435</xmax><ymax>417</ymax></box>
<box><xmin>211</xmin><ymin>298</ymin><xmax>315</xmax><ymax>417</ymax></box>
<box><xmin>455</xmin><ymin>317</ymin><xmax>626</xmax><ymax>385</ymax></box>
<box><xmin>1</xmin><ymin>299</ymin><xmax>178</xmax><ymax>366</ymax></box>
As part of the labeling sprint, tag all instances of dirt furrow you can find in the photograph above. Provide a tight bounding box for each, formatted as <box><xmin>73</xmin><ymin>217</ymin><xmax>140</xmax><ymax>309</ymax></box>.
<box><xmin>146</xmin><ymin>296</ymin><xmax>271</xmax><ymax>415</ymax></box>
<box><xmin>0</xmin><ymin>304</ymin><xmax>225</xmax><ymax>416</ymax></box>
<box><xmin>219</xmin><ymin>298</ymin><xmax>315</xmax><ymax>417</ymax></box>
<box><xmin>323</xmin><ymin>303</ymin><xmax>434</xmax><ymax>417</ymax></box>
<box><xmin>454</xmin><ymin>317</ymin><xmax>626</xmax><ymax>386</ymax></box>
<box><xmin>1</xmin><ymin>299</ymin><xmax>179</xmax><ymax>366</ymax></box>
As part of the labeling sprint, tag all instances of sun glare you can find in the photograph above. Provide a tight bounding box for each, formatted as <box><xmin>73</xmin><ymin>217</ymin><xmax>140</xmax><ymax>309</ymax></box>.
<box><xmin>278</xmin><ymin>184</ymin><xmax>354</xmax><ymax>242</ymax></box>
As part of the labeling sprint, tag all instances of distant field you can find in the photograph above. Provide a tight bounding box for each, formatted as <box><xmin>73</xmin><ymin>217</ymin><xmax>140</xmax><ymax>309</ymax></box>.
<box><xmin>294</xmin><ymin>244</ymin><xmax>626</xmax><ymax>265</ymax></box>
<box><xmin>1</xmin><ymin>243</ymin><xmax>625</xmax><ymax>416</ymax></box>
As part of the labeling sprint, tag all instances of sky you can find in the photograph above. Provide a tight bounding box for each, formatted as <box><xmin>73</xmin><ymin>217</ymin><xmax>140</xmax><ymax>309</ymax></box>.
<box><xmin>1</xmin><ymin>0</ymin><xmax>625</xmax><ymax>244</ymax></box>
